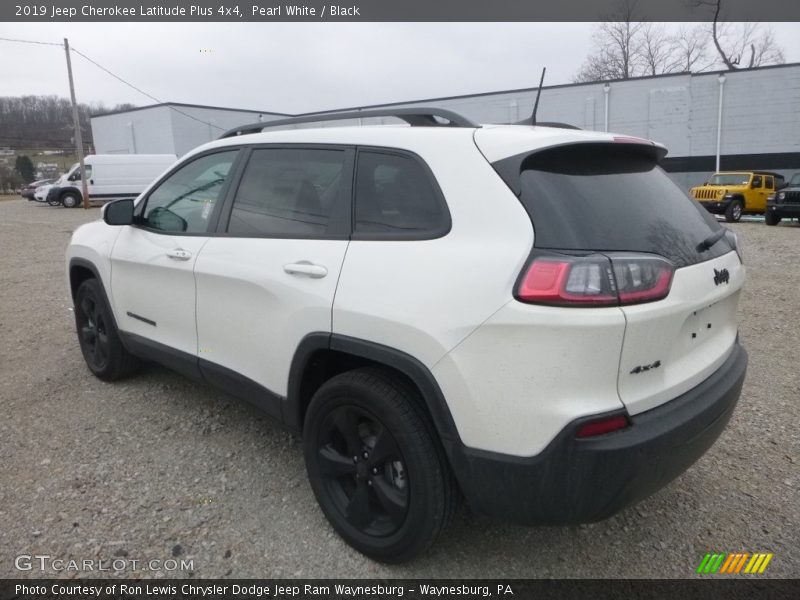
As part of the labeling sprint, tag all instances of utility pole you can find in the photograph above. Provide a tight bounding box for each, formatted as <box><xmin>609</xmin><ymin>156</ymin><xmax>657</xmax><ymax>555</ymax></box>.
<box><xmin>64</xmin><ymin>38</ymin><xmax>90</xmax><ymax>209</ymax></box>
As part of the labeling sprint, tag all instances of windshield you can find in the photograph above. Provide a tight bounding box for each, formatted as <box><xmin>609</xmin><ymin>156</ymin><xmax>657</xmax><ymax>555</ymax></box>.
<box><xmin>492</xmin><ymin>143</ymin><xmax>735</xmax><ymax>268</ymax></box>
<box><xmin>708</xmin><ymin>174</ymin><xmax>750</xmax><ymax>186</ymax></box>
<box><xmin>789</xmin><ymin>174</ymin><xmax>800</xmax><ymax>187</ymax></box>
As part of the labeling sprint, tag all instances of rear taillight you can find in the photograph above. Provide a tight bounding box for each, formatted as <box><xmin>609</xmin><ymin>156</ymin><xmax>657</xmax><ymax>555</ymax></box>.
<box><xmin>576</xmin><ymin>414</ymin><xmax>630</xmax><ymax>438</ymax></box>
<box><xmin>516</xmin><ymin>254</ymin><xmax>674</xmax><ymax>307</ymax></box>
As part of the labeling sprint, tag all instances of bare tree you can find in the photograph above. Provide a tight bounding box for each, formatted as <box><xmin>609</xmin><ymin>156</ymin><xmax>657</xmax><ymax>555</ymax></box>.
<box><xmin>672</xmin><ymin>25</ymin><xmax>714</xmax><ymax>73</ymax></box>
<box><xmin>575</xmin><ymin>1</ymin><xmax>644</xmax><ymax>82</ymax></box>
<box><xmin>575</xmin><ymin>0</ymin><xmax>786</xmax><ymax>82</ymax></box>
<box><xmin>693</xmin><ymin>0</ymin><xmax>785</xmax><ymax>69</ymax></box>
<box><xmin>638</xmin><ymin>23</ymin><xmax>682</xmax><ymax>76</ymax></box>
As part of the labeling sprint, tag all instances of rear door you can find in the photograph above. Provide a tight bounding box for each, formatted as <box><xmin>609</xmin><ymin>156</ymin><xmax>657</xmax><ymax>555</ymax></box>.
<box><xmin>486</xmin><ymin>138</ymin><xmax>744</xmax><ymax>415</ymax></box>
<box><xmin>193</xmin><ymin>146</ymin><xmax>352</xmax><ymax>416</ymax></box>
<box><xmin>750</xmin><ymin>174</ymin><xmax>768</xmax><ymax>211</ymax></box>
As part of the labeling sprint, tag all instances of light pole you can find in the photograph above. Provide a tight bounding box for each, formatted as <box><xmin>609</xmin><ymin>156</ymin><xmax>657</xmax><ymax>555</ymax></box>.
<box><xmin>716</xmin><ymin>74</ymin><xmax>726</xmax><ymax>173</ymax></box>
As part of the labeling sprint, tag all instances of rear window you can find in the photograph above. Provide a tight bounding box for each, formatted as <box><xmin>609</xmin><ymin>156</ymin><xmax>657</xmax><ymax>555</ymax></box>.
<box><xmin>493</xmin><ymin>143</ymin><xmax>734</xmax><ymax>267</ymax></box>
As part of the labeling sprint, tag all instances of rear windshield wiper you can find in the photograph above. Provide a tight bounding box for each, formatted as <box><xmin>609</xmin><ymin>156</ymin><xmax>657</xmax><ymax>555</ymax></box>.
<box><xmin>697</xmin><ymin>228</ymin><xmax>727</xmax><ymax>252</ymax></box>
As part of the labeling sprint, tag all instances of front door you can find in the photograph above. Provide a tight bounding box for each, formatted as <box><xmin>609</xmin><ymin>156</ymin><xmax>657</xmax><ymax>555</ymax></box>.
<box><xmin>110</xmin><ymin>149</ymin><xmax>240</xmax><ymax>364</ymax></box>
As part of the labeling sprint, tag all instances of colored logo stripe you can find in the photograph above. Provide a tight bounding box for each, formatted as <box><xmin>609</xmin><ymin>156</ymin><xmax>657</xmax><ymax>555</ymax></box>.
<box><xmin>697</xmin><ymin>552</ymin><xmax>773</xmax><ymax>574</ymax></box>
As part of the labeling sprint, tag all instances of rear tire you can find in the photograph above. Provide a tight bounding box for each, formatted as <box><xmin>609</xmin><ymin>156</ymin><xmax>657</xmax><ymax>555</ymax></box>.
<box><xmin>74</xmin><ymin>279</ymin><xmax>140</xmax><ymax>381</ymax></box>
<box><xmin>303</xmin><ymin>367</ymin><xmax>456</xmax><ymax>563</ymax></box>
<box><xmin>47</xmin><ymin>196</ymin><xmax>62</xmax><ymax>207</ymax></box>
<box><xmin>725</xmin><ymin>199</ymin><xmax>743</xmax><ymax>223</ymax></box>
<box><xmin>765</xmin><ymin>212</ymin><xmax>781</xmax><ymax>226</ymax></box>
<box><xmin>61</xmin><ymin>192</ymin><xmax>80</xmax><ymax>208</ymax></box>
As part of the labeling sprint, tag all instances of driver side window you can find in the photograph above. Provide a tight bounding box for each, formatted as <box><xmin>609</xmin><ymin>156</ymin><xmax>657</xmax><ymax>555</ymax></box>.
<box><xmin>141</xmin><ymin>151</ymin><xmax>238</xmax><ymax>233</ymax></box>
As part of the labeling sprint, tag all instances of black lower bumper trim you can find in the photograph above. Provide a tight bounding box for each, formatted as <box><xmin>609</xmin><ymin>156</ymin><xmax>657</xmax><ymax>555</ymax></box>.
<box><xmin>768</xmin><ymin>203</ymin><xmax>800</xmax><ymax>218</ymax></box>
<box><xmin>698</xmin><ymin>200</ymin><xmax>733</xmax><ymax>214</ymax></box>
<box><xmin>448</xmin><ymin>343</ymin><xmax>747</xmax><ymax>524</ymax></box>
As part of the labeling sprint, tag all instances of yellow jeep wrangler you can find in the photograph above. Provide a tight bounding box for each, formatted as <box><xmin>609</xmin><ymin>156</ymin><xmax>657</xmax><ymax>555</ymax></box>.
<box><xmin>690</xmin><ymin>171</ymin><xmax>785</xmax><ymax>222</ymax></box>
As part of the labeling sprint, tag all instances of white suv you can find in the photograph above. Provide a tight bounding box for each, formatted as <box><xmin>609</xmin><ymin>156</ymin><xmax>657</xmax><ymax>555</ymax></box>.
<box><xmin>66</xmin><ymin>108</ymin><xmax>748</xmax><ymax>562</ymax></box>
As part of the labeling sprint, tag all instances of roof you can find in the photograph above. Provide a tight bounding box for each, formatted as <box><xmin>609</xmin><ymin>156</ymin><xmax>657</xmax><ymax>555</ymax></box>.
<box><xmin>716</xmin><ymin>170</ymin><xmax>785</xmax><ymax>178</ymax></box>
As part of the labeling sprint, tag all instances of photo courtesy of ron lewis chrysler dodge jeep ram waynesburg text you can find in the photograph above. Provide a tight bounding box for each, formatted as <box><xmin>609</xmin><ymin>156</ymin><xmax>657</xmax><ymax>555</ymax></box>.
<box><xmin>65</xmin><ymin>108</ymin><xmax>747</xmax><ymax>562</ymax></box>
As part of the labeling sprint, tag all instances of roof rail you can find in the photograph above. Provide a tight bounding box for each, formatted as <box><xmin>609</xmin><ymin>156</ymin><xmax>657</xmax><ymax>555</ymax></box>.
<box><xmin>219</xmin><ymin>107</ymin><xmax>479</xmax><ymax>139</ymax></box>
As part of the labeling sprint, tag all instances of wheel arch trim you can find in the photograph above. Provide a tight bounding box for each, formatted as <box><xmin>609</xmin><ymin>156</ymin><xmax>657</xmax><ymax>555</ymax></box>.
<box><xmin>68</xmin><ymin>257</ymin><xmax>122</xmax><ymax>337</ymax></box>
<box><xmin>286</xmin><ymin>333</ymin><xmax>462</xmax><ymax>447</ymax></box>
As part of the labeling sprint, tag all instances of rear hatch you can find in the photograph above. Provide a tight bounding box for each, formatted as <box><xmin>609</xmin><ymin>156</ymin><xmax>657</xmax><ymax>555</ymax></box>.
<box><xmin>480</xmin><ymin>130</ymin><xmax>744</xmax><ymax>415</ymax></box>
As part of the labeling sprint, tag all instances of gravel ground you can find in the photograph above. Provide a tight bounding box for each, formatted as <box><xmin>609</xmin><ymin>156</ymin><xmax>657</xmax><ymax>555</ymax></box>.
<box><xmin>0</xmin><ymin>196</ymin><xmax>798</xmax><ymax>579</ymax></box>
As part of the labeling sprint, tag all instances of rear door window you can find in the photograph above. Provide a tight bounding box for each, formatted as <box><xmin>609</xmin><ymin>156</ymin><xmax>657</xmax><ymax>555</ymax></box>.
<box><xmin>492</xmin><ymin>143</ymin><xmax>734</xmax><ymax>267</ymax></box>
<box><xmin>226</xmin><ymin>148</ymin><xmax>348</xmax><ymax>237</ymax></box>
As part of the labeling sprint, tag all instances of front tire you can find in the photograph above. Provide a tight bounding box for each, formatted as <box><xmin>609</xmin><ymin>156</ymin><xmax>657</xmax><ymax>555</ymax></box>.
<box><xmin>725</xmin><ymin>199</ymin><xmax>743</xmax><ymax>223</ymax></box>
<box><xmin>47</xmin><ymin>196</ymin><xmax>62</xmax><ymax>207</ymax></box>
<box><xmin>74</xmin><ymin>279</ymin><xmax>140</xmax><ymax>380</ymax></box>
<box><xmin>303</xmin><ymin>368</ymin><xmax>456</xmax><ymax>562</ymax></box>
<box><xmin>61</xmin><ymin>192</ymin><xmax>81</xmax><ymax>208</ymax></box>
<box><xmin>765</xmin><ymin>211</ymin><xmax>781</xmax><ymax>226</ymax></box>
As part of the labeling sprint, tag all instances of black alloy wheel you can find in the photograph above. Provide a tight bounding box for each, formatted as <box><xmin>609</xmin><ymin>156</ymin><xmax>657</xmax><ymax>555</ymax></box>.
<box><xmin>73</xmin><ymin>279</ymin><xmax>140</xmax><ymax>380</ymax></box>
<box><xmin>76</xmin><ymin>292</ymin><xmax>110</xmax><ymax>372</ymax></box>
<box><xmin>303</xmin><ymin>368</ymin><xmax>457</xmax><ymax>562</ymax></box>
<box><xmin>317</xmin><ymin>405</ymin><xmax>409</xmax><ymax>536</ymax></box>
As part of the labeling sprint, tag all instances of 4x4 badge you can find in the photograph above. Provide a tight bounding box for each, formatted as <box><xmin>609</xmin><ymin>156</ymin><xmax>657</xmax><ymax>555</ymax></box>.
<box><xmin>714</xmin><ymin>268</ymin><xmax>730</xmax><ymax>286</ymax></box>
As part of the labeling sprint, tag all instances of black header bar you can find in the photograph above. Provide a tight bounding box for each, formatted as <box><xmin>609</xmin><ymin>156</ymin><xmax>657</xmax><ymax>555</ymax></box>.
<box><xmin>5</xmin><ymin>0</ymin><xmax>800</xmax><ymax>22</ymax></box>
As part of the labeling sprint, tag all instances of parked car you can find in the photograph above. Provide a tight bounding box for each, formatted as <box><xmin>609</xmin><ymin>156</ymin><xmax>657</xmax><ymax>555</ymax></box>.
<box><xmin>46</xmin><ymin>154</ymin><xmax>177</xmax><ymax>208</ymax></box>
<box><xmin>766</xmin><ymin>172</ymin><xmax>800</xmax><ymax>225</ymax></box>
<box><xmin>21</xmin><ymin>178</ymin><xmax>55</xmax><ymax>200</ymax></box>
<box><xmin>66</xmin><ymin>108</ymin><xmax>747</xmax><ymax>562</ymax></box>
<box><xmin>690</xmin><ymin>171</ymin><xmax>784</xmax><ymax>222</ymax></box>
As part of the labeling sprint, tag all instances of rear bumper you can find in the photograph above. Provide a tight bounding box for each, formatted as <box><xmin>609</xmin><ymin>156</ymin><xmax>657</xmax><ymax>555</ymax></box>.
<box><xmin>768</xmin><ymin>202</ymin><xmax>800</xmax><ymax>218</ymax></box>
<box><xmin>449</xmin><ymin>342</ymin><xmax>747</xmax><ymax>524</ymax></box>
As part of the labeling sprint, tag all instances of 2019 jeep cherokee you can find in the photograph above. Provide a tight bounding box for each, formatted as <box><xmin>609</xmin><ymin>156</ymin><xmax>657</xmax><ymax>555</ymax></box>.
<box><xmin>66</xmin><ymin>108</ymin><xmax>747</xmax><ymax>562</ymax></box>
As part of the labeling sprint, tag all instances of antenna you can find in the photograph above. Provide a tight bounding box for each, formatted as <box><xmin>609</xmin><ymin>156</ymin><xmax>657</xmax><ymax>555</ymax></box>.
<box><xmin>531</xmin><ymin>67</ymin><xmax>546</xmax><ymax>125</ymax></box>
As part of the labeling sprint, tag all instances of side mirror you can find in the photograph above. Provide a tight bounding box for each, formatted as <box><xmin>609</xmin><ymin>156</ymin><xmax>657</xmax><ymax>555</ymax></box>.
<box><xmin>103</xmin><ymin>198</ymin><xmax>134</xmax><ymax>226</ymax></box>
<box><xmin>148</xmin><ymin>206</ymin><xmax>188</xmax><ymax>232</ymax></box>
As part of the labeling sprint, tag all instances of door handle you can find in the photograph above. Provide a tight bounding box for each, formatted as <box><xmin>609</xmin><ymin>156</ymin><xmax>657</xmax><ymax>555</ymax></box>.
<box><xmin>283</xmin><ymin>261</ymin><xmax>328</xmax><ymax>278</ymax></box>
<box><xmin>166</xmin><ymin>248</ymin><xmax>192</xmax><ymax>261</ymax></box>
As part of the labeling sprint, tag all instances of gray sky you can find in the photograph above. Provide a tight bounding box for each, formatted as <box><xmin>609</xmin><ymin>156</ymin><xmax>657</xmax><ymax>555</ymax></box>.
<box><xmin>2</xmin><ymin>22</ymin><xmax>800</xmax><ymax>114</ymax></box>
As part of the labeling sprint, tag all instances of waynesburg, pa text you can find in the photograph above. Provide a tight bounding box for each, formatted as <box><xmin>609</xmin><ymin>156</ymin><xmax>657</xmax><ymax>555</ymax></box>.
<box><xmin>14</xmin><ymin>583</ymin><xmax>514</xmax><ymax>598</ymax></box>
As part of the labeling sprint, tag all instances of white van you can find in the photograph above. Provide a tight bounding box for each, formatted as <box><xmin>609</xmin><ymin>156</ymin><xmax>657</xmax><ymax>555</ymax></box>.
<box><xmin>44</xmin><ymin>154</ymin><xmax>177</xmax><ymax>208</ymax></box>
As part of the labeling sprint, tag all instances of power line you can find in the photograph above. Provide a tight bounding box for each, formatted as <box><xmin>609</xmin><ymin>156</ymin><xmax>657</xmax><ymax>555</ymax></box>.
<box><xmin>69</xmin><ymin>46</ymin><xmax>226</xmax><ymax>131</ymax></box>
<box><xmin>0</xmin><ymin>36</ymin><xmax>63</xmax><ymax>47</ymax></box>
<box><xmin>0</xmin><ymin>36</ymin><xmax>226</xmax><ymax>134</ymax></box>
<box><xmin>69</xmin><ymin>47</ymin><xmax>161</xmax><ymax>105</ymax></box>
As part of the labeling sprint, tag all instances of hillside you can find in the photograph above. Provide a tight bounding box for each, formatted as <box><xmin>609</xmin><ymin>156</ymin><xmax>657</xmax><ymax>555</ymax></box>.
<box><xmin>0</xmin><ymin>96</ymin><xmax>135</xmax><ymax>152</ymax></box>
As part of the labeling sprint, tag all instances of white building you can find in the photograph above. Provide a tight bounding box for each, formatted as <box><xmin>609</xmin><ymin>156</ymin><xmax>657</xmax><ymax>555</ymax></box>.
<box><xmin>90</xmin><ymin>102</ymin><xmax>288</xmax><ymax>157</ymax></box>
<box><xmin>90</xmin><ymin>63</ymin><xmax>800</xmax><ymax>188</ymax></box>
